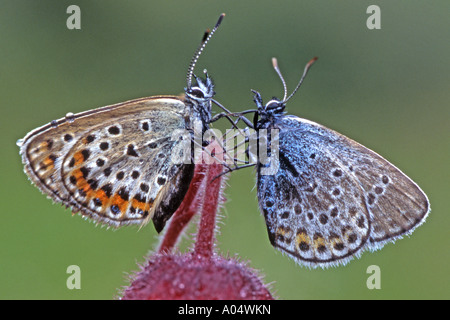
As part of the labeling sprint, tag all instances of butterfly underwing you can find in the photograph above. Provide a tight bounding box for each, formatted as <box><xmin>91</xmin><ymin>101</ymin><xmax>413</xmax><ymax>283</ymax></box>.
<box><xmin>247</xmin><ymin>57</ymin><xmax>430</xmax><ymax>268</ymax></box>
<box><xmin>17</xmin><ymin>14</ymin><xmax>226</xmax><ymax>233</ymax></box>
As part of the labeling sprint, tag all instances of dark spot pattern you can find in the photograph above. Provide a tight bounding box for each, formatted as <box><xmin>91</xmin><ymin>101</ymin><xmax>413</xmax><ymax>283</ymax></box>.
<box><xmin>93</xmin><ymin>198</ymin><xmax>102</xmax><ymax>207</ymax></box>
<box><xmin>108</xmin><ymin>126</ymin><xmax>120</xmax><ymax>135</ymax></box>
<box><xmin>299</xmin><ymin>242</ymin><xmax>309</xmax><ymax>252</ymax></box>
<box><xmin>86</xmin><ymin>135</ymin><xmax>95</xmax><ymax>143</ymax></box>
<box><xmin>133</xmin><ymin>194</ymin><xmax>146</xmax><ymax>203</ymax></box>
<box><xmin>266</xmin><ymin>200</ymin><xmax>274</xmax><ymax>207</ymax></box>
<box><xmin>348</xmin><ymin>233</ymin><xmax>358</xmax><ymax>244</ymax></box>
<box><xmin>357</xmin><ymin>216</ymin><xmax>366</xmax><ymax>228</ymax></box>
<box><xmin>157</xmin><ymin>177</ymin><xmax>166</xmax><ymax>185</ymax></box>
<box><xmin>375</xmin><ymin>186</ymin><xmax>384</xmax><ymax>194</ymax></box>
<box><xmin>330</xmin><ymin>207</ymin><xmax>338</xmax><ymax>217</ymax></box>
<box><xmin>110</xmin><ymin>205</ymin><xmax>120</xmax><ymax>215</ymax></box>
<box><xmin>319</xmin><ymin>214</ymin><xmax>328</xmax><ymax>225</ymax></box>
<box><xmin>140</xmin><ymin>183</ymin><xmax>149</xmax><ymax>193</ymax></box>
<box><xmin>367</xmin><ymin>193</ymin><xmax>376</xmax><ymax>205</ymax></box>
<box><xmin>103</xmin><ymin>167</ymin><xmax>112</xmax><ymax>177</ymax></box>
<box><xmin>81</xmin><ymin>149</ymin><xmax>90</xmax><ymax>161</ymax></box>
<box><xmin>80</xmin><ymin>166</ymin><xmax>90</xmax><ymax>178</ymax></box>
<box><xmin>87</xmin><ymin>179</ymin><xmax>98</xmax><ymax>190</ymax></box>
<box><xmin>101</xmin><ymin>184</ymin><xmax>113</xmax><ymax>198</ymax></box>
<box><xmin>333</xmin><ymin>169</ymin><xmax>342</xmax><ymax>177</ymax></box>
<box><xmin>127</xmin><ymin>144</ymin><xmax>139</xmax><ymax>157</ymax></box>
<box><xmin>118</xmin><ymin>187</ymin><xmax>129</xmax><ymax>201</ymax></box>
<box><xmin>116</xmin><ymin>171</ymin><xmax>124</xmax><ymax>180</ymax></box>
<box><xmin>131</xmin><ymin>171</ymin><xmax>140</xmax><ymax>179</ymax></box>
<box><xmin>100</xmin><ymin>142</ymin><xmax>109</xmax><ymax>151</ymax></box>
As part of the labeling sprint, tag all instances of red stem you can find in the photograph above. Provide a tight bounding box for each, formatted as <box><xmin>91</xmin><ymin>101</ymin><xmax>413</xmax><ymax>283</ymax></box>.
<box><xmin>194</xmin><ymin>162</ymin><xmax>223</xmax><ymax>258</ymax></box>
<box><xmin>158</xmin><ymin>141</ymin><xmax>225</xmax><ymax>256</ymax></box>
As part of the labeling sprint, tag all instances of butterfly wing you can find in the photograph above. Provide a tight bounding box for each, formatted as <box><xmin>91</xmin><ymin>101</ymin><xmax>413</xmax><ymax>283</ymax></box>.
<box><xmin>319</xmin><ymin>120</ymin><xmax>430</xmax><ymax>250</ymax></box>
<box><xmin>257</xmin><ymin>115</ymin><xmax>429</xmax><ymax>267</ymax></box>
<box><xmin>19</xmin><ymin>96</ymin><xmax>194</xmax><ymax>230</ymax></box>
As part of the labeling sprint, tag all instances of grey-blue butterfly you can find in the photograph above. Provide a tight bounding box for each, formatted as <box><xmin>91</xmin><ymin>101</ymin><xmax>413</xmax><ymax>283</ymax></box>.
<box><xmin>237</xmin><ymin>57</ymin><xmax>430</xmax><ymax>268</ymax></box>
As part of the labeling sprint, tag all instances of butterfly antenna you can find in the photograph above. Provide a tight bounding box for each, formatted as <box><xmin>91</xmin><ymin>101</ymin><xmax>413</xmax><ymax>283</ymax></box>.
<box><xmin>283</xmin><ymin>56</ymin><xmax>318</xmax><ymax>103</ymax></box>
<box><xmin>186</xmin><ymin>13</ymin><xmax>225</xmax><ymax>89</ymax></box>
<box><xmin>271</xmin><ymin>57</ymin><xmax>288</xmax><ymax>101</ymax></box>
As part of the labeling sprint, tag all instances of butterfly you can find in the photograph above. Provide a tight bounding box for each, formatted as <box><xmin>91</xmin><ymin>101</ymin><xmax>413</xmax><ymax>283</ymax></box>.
<box><xmin>18</xmin><ymin>14</ymin><xmax>227</xmax><ymax>233</ymax></box>
<box><xmin>235</xmin><ymin>57</ymin><xmax>430</xmax><ymax>268</ymax></box>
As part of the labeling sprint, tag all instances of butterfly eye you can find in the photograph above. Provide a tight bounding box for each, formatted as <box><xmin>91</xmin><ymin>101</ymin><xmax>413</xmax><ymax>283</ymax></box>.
<box><xmin>189</xmin><ymin>88</ymin><xmax>205</xmax><ymax>99</ymax></box>
<box><xmin>265</xmin><ymin>100</ymin><xmax>283</xmax><ymax>111</ymax></box>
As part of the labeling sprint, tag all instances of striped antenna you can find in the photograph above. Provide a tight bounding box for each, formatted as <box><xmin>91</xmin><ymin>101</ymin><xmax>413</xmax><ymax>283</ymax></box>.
<box><xmin>271</xmin><ymin>57</ymin><xmax>288</xmax><ymax>102</ymax></box>
<box><xmin>186</xmin><ymin>13</ymin><xmax>225</xmax><ymax>89</ymax></box>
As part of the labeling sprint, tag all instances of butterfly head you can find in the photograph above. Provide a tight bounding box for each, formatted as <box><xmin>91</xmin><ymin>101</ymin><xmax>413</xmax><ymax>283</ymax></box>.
<box><xmin>185</xmin><ymin>71</ymin><xmax>215</xmax><ymax>129</ymax></box>
<box><xmin>251</xmin><ymin>57</ymin><xmax>318</xmax><ymax>129</ymax></box>
<box><xmin>185</xmin><ymin>71</ymin><xmax>215</xmax><ymax>103</ymax></box>
<box><xmin>252</xmin><ymin>89</ymin><xmax>286</xmax><ymax>128</ymax></box>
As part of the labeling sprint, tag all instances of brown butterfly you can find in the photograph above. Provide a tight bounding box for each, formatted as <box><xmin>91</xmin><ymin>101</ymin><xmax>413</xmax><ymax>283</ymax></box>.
<box><xmin>18</xmin><ymin>14</ymin><xmax>228</xmax><ymax>233</ymax></box>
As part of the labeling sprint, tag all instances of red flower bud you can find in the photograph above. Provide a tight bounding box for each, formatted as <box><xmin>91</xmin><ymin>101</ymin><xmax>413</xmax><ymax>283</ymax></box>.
<box><xmin>120</xmin><ymin>145</ymin><xmax>274</xmax><ymax>300</ymax></box>
<box><xmin>121</xmin><ymin>253</ymin><xmax>273</xmax><ymax>300</ymax></box>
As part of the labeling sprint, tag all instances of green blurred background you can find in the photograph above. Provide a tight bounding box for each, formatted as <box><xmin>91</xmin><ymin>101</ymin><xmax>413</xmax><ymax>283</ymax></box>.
<box><xmin>1</xmin><ymin>0</ymin><xmax>448</xmax><ymax>299</ymax></box>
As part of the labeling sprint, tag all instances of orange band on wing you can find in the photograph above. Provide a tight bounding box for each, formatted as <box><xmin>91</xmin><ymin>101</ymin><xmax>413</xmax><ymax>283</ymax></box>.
<box><xmin>131</xmin><ymin>198</ymin><xmax>152</xmax><ymax>213</ymax></box>
<box><xmin>72</xmin><ymin>151</ymin><xmax>87</xmax><ymax>166</ymax></box>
